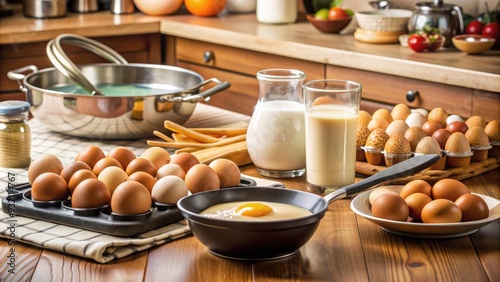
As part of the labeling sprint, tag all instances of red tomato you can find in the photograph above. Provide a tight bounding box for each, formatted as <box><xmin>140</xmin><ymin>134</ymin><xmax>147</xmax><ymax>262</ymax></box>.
<box><xmin>328</xmin><ymin>7</ymin><xmax>349</xmax><ymax>20</ymax></box>
<box><xmin>408</xmin><ymin>34</ymin><xmax>426</xmax><ymax>52</ymax></box>
<box><xmin>465</xmin><ymin>20</ymin><xmax>484</xmax><ymax>35</ymax></box>
<box><xmin>482</xmin><ymin>22</ymin><xmax>500</xmax><ymax>49</ymax></box>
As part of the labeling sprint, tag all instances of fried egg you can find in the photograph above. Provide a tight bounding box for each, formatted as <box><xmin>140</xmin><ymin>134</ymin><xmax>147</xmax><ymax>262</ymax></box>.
<box><xmin>199</xmin><ymin>201</ymin><xmax>312</xmax><ymax>221</ymax></box>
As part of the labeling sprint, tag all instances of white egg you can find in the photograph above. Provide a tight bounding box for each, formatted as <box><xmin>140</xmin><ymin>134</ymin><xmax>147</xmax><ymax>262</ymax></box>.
<box><xmin>411</xmin><ymin>108</ymin><xmax>429</xmax><ymax>117</ymax></box>
<box><xmin>406</xmin><ymin>112</ymin><xmax>427</xmax><ymax>128</ymax></box>
<box><xmin>446</xmin><ymin>114</ymin><xmax>464</xmax><ymax>125</ymax></box>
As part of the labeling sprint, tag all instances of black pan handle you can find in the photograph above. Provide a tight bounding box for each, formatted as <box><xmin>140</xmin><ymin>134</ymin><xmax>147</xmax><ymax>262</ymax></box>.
<box><xmin>324</xmin><ymin>154</ymin><xmax>440</xmax><ymax>204</ymax></box>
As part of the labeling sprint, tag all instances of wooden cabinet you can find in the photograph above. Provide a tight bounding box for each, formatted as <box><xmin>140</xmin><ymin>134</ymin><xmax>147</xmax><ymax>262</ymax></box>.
<box><xmin>169</xmin><ymin>37</ymin><xmax>499</xmax><ymax>121</ymax></box>
<box><xmin>0</xmin><ymin>34</ymin><xmax>161</xmax><ymax>101</ymax></box>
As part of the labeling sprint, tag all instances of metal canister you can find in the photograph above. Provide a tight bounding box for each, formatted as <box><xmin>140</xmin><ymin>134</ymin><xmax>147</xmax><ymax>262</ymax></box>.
<box><xmin>0</xmin><ymin>101</ymin><xmax>31</xmax><ymax>168</ymax></box>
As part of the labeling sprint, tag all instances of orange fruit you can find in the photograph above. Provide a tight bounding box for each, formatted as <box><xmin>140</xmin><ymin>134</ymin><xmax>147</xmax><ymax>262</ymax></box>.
<box><xmin>185</xmin><ymin>0</ymin><xmax>226</xmax><ymax>17</ymax></box>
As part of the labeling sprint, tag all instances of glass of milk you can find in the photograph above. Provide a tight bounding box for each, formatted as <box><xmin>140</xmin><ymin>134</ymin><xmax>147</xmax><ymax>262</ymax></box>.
<box><xmin>303</xmin><ymin>80</ymin><xmax>362</xmax><ymax>194</ymax></box>
<box><xmin>246</xmin><ymin>69</ymin><xmax>306</xmax><ymax>178</ymax></box>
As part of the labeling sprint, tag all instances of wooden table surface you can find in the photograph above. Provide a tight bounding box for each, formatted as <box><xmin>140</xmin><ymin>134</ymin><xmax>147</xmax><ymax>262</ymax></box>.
<box><xmin>1</xmin><ymin>165</ymin><xmax>498</xmax><ymax>281</ymax></box>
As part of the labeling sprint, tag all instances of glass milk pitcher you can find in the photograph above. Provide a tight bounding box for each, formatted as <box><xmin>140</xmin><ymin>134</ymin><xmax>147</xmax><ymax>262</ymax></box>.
<box><xmin>246</xmin><ymin>69</ymin><xmax>306</xmax><ymax>178</ymax></box>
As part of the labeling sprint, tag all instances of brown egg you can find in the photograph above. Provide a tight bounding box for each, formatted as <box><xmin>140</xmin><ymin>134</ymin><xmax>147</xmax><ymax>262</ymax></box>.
<box><xmin>371</xmin><ymin>192</ymin><xmax>409</xmax><ymax>221</ymax></box>
<box><xmin>356</xmin><ymin>124</ymin><xmax>371</xmax><ymax>147</ymax></box>
<box><xmin>404</xmin><ymin>127</ymin><xmax>427</xmax><ymax>152</ymax></box>
<box><xmin>365</xmin><ymin>128</ymin><xmax>389</xmax><ymax>149</ymax></box>
<box><xmin>432</xmin><ymin>179</ymin><xmax>470</xmax><ymax>201</ymax></box>
<box><xmin>400</xmin><ymin>179</ymin><xmax>432</xmax><ymax>199</ymax></box>
<box><xmin>432</xmin><ymin>129</ymin><xmax>452</xmax><ymax>150</ymax></box>
<box><xmin>31</xmin><ymin>172</ymin><xmax>68</xmax><ymax>201</ymax></box>
<box><xmin>28</xmin><ymin>154</ymin><xmax>64</xmax><ymax>185</ymax></box>
<box><xmin>421</xmin><ymin>199</ymin><xmax>462</xmax><ymax>223</ymax></box>
<box><xmin>170</xmin><ymin>152</ymin><xmax>200</xmax><ymax>173</ymax></box>
<box><xmin>60</xmin><ymin>161</ymin><xmax>91</xmax><ymax>184</ymax></box>
<box><xmin>422</xmin><ymin>120</ymin><xmax>443</xmax><ymax>136</ymax></box>
<box><xmin>446</xmin><ymin>121</ymin><xmax>468</xmax><ymax>134</ymax></box>
<box><xmin>405</xmin><ymin>192</ymin><xmax>432</xmax><ymax>221</ymax></box>
<box><xmin>405</xmin><ymin>112</ymin><xmax>427</xmax><ymax>128</ymax></box>
<box><xmin>98</xmin><ymin>166</ymin><xmax>129</xmax><ymax>195</ymax></box>
<box><xmin>484</xmin><ymin>120</ymin><xmax>500</xmax><ymax>142</ymax></box>
<box><xmin>367</xmin><ymin>118</ymin><xmax>389</xmax><ymax>131</ymax></box>
<box><xmin>209</xmin><ymin>158</ymin><xmax>241</xmax><ymax>188</ymax></box>
<box><xmin>445</xmin><ymin>132</ymin><xmax>471</xmax><ymax>153</ymax></box>
<box><xmin>384</xmin><ymin>134</ymin><xmax>411</xmax><ymax>154</ymax></box>
<box><xmin>386</xmin><ymin>120</ymin><xmax>409</xmax><ymax>137</ymax></box>
<box><xmin>68</xmin><ymin>169</ymin><xmax>97</xmax><ymax>195</ymax></box>
<box><xmin>415</xmin><ymin>136</ymin><xmax>441</xmax><ymax>155</ymax></box>
<box><xmin>140</xmin><ymin>146</ymin><xmax>171</xmax><ymax>170</ymax></box>
<box><xmin>72</xmin><ymin>179</ymin><xmax>111</xmax><ymax>208</ymax></box>
<box><xmin>126</xmin><ymin>157</ymin><xmax>157</xmax><ymax>177</ymax></box>
<box><xmin>465</xmin><ymin>126</ymin><xmax>490</xmax><ymax>147</ymax></box>
<box><xmin>455</xmin><ymin>194</ymin><xmax>489</xmax><ymax>222</ymax></box>
<box><xmin>427</xmin><ymin>107</ymin><xmax>448</xmax><ymax>127</ymax></box>
<box><xmin>465</xmin><ymin>115</ymin><xmax>486</xmax><ymax>129</ymax></box>
<box><xmin>128</xmin><ymin>171</ymin><xmax>157</xmax><ymax>193</ymax></box>
<box><xmin>372</xmin><ymin>108</ymin><xmax>393</xmax><ymax>124</ymax></box>
<box><xmin>358</xmin><ymin>110</ymin><xmax>372</xmax><ymax>127</ymax></box>
<box><xmin>156</xmin><ymin>163</ymin><xmax>186</xmax><ymax>180</ymax></box>
<box><xmin>391</xmin><ymin>103</ymin><xmax>411</xmax><ymax>121</ymax></box>
<box><xmin>185</xmin><ymin>164</ymin><xmax>220</xmax><ymax>194</ymax></box>
<box><xmin>151</xmin><ymin>175</ymin><xmax>189</xmax><ymax>204</ymax></box>
<box><xmin>75</xmin><ymin>145</ymin><xmax>105</xmax><ymax>168</ymax></box>
<box><xmin>368</xmin><ymin>187</ymin><xmax>396</xmax><ymax>205</ymax></box>
<box><xmin>107</xmin><ymin>146</ymin><xmax>136</xmax><ymax>169</ymax></box>
<box><xmin>111</xmin><ymin>181</ymin><xmax>152</xmax><ymax>215</ymax></box>
<box><xmin>92</xmin><ymin>157</ymin><xmax>123</xmax><ymax>176</ymax></box>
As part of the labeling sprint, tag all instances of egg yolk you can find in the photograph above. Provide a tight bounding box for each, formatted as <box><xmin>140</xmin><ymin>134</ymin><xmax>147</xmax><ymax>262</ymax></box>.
<box><xmin>235</xmin><ymin>202</ymin><xmax>273</xmax><ymax>217</ymax></box>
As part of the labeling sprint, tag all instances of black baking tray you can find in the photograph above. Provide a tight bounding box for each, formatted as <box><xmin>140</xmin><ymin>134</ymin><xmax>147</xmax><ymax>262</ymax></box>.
<box><xmin>1</xmin><ymin>176</ymin><xmax>257</xmax><ymax>237</ymax></box>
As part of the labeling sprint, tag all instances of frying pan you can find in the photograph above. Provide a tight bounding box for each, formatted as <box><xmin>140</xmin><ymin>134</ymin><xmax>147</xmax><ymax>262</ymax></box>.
<box><xmin>178</xmin><ymin>154</ymin><xmax>440</xmax><ymax>260</ymax></box>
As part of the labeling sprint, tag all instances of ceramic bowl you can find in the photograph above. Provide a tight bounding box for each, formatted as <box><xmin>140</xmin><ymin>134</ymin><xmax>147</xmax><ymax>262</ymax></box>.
<box><xmin>452</xmin><ymin>35</ymin><xmax>495</xmax><ymax>54</ymax></box>
<box><xmin>306</xmin><ymin>14</ymin><xmax>352</xmax><ymax>33</ymax></box>
<box><xmin>355</xmin><ymin>9</ymin><xmax>412</xmax><ymax>33</ymax></box>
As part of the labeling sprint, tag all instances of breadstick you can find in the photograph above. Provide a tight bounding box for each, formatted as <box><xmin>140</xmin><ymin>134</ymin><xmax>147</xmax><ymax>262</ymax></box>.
<box><xmin>191</xmin><ymin>128</ymin><xmax>247</xmax><ymax>137</ymax></box>
<box><xmin>148</xmin><ymin>134</ymin><xmax>246</xmax><ymax>149</ymax></box>
<box><xmin>153</xmin><ymin>130</ymin><xmax>175</xmax><ymax>142</ymax></box>
<box><xmin>164</xmin><ymin>121</ymin><xmax>219</xmax><ymax>143</ymax></box>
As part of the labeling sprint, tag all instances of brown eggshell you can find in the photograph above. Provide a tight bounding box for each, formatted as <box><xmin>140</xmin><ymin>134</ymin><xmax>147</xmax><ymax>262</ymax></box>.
<box><xmin>185</xmin><ymin>164</ymin><xmax>220</xmax><ymax>194</ymax></box>
<box><xmin>445</xmin><ymin>132</ymin><xmax>471</xmax><ymax>153</ymax></box>
<box><xmin>369</xmin><ymin>187</ymin><xmax>396</xmax><ymax>205</ymax></box>
<box><xmin>384</xmin><ymin>134</ymin><xmax>411</xmax><ymax>154</ymax></box>
<box><xmin>68</xmin><ymin>169</ymin><xmax>97</xmax><ymax>195</ymax></box>
<box><xmin>432</xmin><ymin>179</ymin><xmax>470</xmax><ymax>201</ymax></box>
<box><xmin>107</xmin><ymin>146</ymin><xmax>136</xmax><ymax>169</ymax></box>
<box><xmin>356</xmin><ymin>125</ymin><xmax>370</xmax><ymax>147</ymax></box>
<box><xmin>391</xmin><ymin>103</ymin><xmax>411</xmax><ymax>121</ymax></box>
<box><xmin>75</xmin><ymin>145</ymin><xmax>105</xmax><ymax>168</ymax></box>
<box><xmin>432</xmin><ymin>129</ymin><xmax>451</xmax><ymax>150</ymax></box>
<box><xmin>140</xmin><ymin>146</ymin><xmax>171</xmax><ymax>170</ymax></box>
<box><xmin>404</xmin><ymin>127</ymin><xmax>427</xmax><ymax>152</ymax></box>
<box><xmin>421</xmin><ymin>199</ymin><xmax>462</xmax><ymax>223</ymax></box>
<box><xmin>405</xmin><ymin>192</ymin><xmax>432</xmax><ymax>221</ymax></box>
<box><xmin>72</xmin><ymin>178</ymin><xmax>111</xmax><ymax>208</ymax></box>
<box><xmin>128</xmin><ymin>171</ymin><xmax>157</xmax><ymax>193</ymax></box>
<box><xmin>455</xmin><ymin>194</ymin><xmax>489</xmax><ymax>222</ymax></box>
<box><xmin>126</xmin><ymin>157</ymin><xmax>157</xmax><ymax>177</ymax></box>
<box><xmin>372</xmin><ymin>108</ymin><xmax>393</xmax><ymax>124</ymax></box>
<box><xmin>400</xmin><ymin>180</ymin><xmax>432</xmax><ymax>199</ymax></box>
<box><xmin>31</xmin><ymin>172</ymin><xmax>68</xmax><ymax>201</ymax></box>
<box><xmin>427</xmin><ymin>107</ymin><xmax>448</xmax><ymax>127</ymax></box>
<box><xmin>358</xmin><ymin>110</ymin><xmax>372</xmax><ymax>127</ymax></box>
<box><xmin>156</xmin><ymin>163</ymin><xmax>186</xmax><ymax>180</ymax></box>
<box><xmin>170</xmin><ymin>152</ymin><xmax>200</xmax><ymax>173</ymax></box>
<box><xmin>28</xmin><ymin>154</ymin><xmax>64</xmax><ymax>186</ymax></box>
<box><xmin>111</xmin><ymin>181</ymin><xmax>152</xmax><ymax>215</ymax></box>
<box><xmin>421</xmin><ymin>120</ymin><xmax>443</xmax><ymax>136</ymax></box>
<box><xmin>465</xmin><ymin>116</ymin><xmax>486</xmax><ymax>129</ymax></box>
<box><xmin>365</xmin><ymin>128</ymin><xmax>389</xmax><ymax>149</ymax></box>
<box><xmin>484</xmin><ymin>120</ymin><xmax>500</xmax><ymax>142</ymax></box>
<box><xmin>209</xmin><ymin>159</ymin><xmax>241</xmax><ymax>188</ymax></box>
<box><xmin>367</xmin><ymin>118</ymin><xmax>389</xmax><ymax>131</ymax></box>
<box><xmin>92</xmin><ymin>157</ymin><xmax>123</xmax><ymax>176</ymax></box>
<box><xmin>446</xmin><ymin>121</ymin><xmax>468</xmax><ymax>134</ymax></box>
<box><xmin>465</xmin><ymin>126</ymin><xmax>490</xmax><ymax>147</ymax></box>
<box><xmin>60</xmin><ymin>161</ymin><xmax>91</xmax><ymax>184</ymax></box>
<box><xmin>98</xmin><ymin>166</ymin><xmax>128</xmax><ymax>195</ymax></box>
<box><xmin>386</xmin><ymin>120</ymin><xmax>409</xmax><ymax>137</ymax></box>
<box><xmin>371</xmin><ymin>193</ymin><xmax>409</xmax><ymax>221</ymax></box>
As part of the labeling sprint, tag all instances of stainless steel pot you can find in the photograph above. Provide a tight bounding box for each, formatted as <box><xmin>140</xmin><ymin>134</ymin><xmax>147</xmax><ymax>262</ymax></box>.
<box><xmin>23</xmin><ymin>0</ymin><xmax>67</xmax><ymax>18</ymax></box>
<box><xmin>8</xmin><ymin>35</ymin><xmax>230</xmax><ymax>140</ymax></box>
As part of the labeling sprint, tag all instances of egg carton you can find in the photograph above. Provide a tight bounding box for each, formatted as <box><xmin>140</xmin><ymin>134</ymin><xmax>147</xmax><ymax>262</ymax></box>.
<box><xmin>1</xmin><ymin>176</ymin><xmax>258</xmax><ymax>237</ymax></box>
<box><xmin>355</xmin><ymin>157</ymin><xmax>500</xmax><ymax>184</ymax></box>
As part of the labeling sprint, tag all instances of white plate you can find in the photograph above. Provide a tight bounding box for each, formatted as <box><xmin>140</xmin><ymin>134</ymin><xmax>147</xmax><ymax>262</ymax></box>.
<box><xmin>351</xmin><ymin>186</ymin><xmax>500</xmax><ymax>239</ymax></box>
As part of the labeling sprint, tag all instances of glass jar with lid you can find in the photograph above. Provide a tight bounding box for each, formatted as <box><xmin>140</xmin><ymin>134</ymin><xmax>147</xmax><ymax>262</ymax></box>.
<box><xmin>0</xmin><ymin>100</ymin><xmax>32</xmax><ymax>168</ymax></box>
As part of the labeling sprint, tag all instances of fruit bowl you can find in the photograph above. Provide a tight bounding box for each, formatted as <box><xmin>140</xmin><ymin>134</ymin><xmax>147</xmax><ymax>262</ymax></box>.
<box><xmin>452</xmin><ymin>35</ymin><xmax>496</xmax><ymax>54</ymax></box>
<box><xmin>306</xmin><ymin>14</ymin><xmax>352</xmax><ymax>33</ymax></box>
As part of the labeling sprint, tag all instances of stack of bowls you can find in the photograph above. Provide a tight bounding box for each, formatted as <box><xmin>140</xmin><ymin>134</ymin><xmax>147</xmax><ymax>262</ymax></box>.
<box><xmin>354</xmin><ymin>9</ymin><xmax>412</xmax><ymax>43</ymax></box>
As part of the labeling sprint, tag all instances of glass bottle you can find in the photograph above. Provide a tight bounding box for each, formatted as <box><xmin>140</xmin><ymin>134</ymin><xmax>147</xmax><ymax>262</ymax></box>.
<box><xmin>0</xmin><ymin>100</ymin><xmax>32</xmax><ymax>168</ymax></box>
<box><xmin>246</xmin><ymin>69</ymin><xmax>306</xmax><ymax>178</ymax></box>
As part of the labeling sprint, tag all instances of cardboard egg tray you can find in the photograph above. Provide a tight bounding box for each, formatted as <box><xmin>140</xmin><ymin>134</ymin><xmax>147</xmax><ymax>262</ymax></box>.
<box><xmin>1</xmin><ymin>176</ymin><xmax>257</xmax><ymax>237</ymax></box>
<box><xmin>355</xmin><ymin>157</ymin><xmax>500</xmax><ymax>185</ymax></box>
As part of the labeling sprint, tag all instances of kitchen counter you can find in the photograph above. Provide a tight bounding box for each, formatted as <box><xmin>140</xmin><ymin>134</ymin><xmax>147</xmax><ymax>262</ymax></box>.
<box><xmin>1</xmin><ymin>10</ymin><xmax>499</xmax><ymax>93</ymax></box>
<box><xmin>0</xmin><ymin>103</ymin><xmax>499</xmax><ymax>281</ymax></box>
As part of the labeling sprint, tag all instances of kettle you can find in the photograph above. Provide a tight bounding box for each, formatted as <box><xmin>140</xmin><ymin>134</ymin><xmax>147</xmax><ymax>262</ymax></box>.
<box><xmin>408</xmin><ymin>0</ymin><xmax>464</xmax><ymax>47</ymax></box>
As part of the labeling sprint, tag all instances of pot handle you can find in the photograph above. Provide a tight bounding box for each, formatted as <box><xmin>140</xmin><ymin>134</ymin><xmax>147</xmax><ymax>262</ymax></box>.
<box><xmin>46</xmin><ymin>33</ymin><xmax>128</xmax><ymax>95</ymax></box>
<box><xmin>158</xmin><ymin>78</ymin><xmax>231</xmax><ymax>103</ymax></box>
<box><xmin>7</xmin><ymin>65</ymin><xmax>39</xmax><ymax>92</ymax></box>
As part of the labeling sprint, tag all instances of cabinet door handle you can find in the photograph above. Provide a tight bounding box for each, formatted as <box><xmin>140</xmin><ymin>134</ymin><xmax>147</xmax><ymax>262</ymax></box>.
<box><xmin>406</xmin><ymin>90</ymin><xmax>419</xmax><ymax>102</ymax></box>
<box><xmin>203</xmin><ymin>51</ymin><xmax>214</xmax><ymax>63</ymax></box>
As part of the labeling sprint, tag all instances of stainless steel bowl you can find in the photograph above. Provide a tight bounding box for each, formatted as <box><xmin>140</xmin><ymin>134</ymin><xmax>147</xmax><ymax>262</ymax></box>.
<box><xmin>23</xmin><ymin>0</ymin><xmax>67</xmax><ymax>18</ymax></box>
